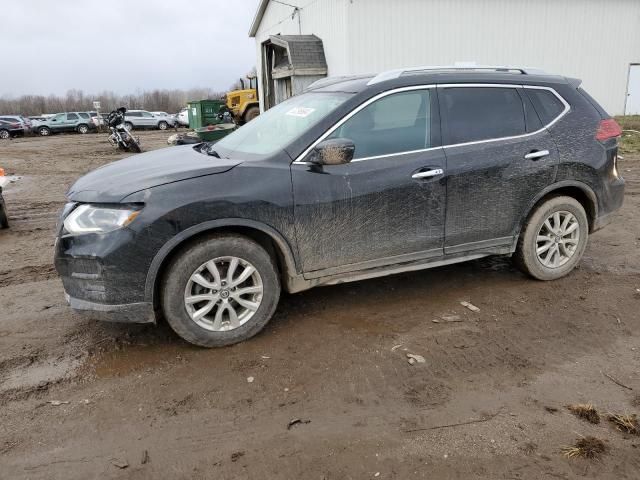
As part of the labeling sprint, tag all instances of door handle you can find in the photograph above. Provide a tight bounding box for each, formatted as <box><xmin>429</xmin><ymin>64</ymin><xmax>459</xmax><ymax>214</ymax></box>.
<box><xmin>412</xmin><ymin>168</ymin><xmax>444</xmax><ymax>179</ymax></box>
<box><xmin>524</xmin><ymin>149</ymin><xmax>550</xmax><ymax>160</ymax></box>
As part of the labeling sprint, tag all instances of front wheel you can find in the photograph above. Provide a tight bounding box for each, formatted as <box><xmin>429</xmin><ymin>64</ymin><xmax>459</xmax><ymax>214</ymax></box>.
<box><xmin>161</xmin><ymin>234</ymin><xmax>281</xmax><ymax>347</ymax></box>
<box><xmin>514</xmin><ymin>196</ymin><xmax>589</xmax><ymax>281</ymax></box>
<box><xmin>0</xmin><ymin>194</ymin><xmax>9</xmax><ymax>228</ymax></box>
<box><xmin>0</xmin><ymin>129</ymin><xmax>9</xmax><ymax>140</ymax></box>
<box><xmin>158</xmin><ymin>121</ymin><xmax>168</xmax><ymax>130</ymax></box>
<box><xmin>38</xmin><ymin>126</ymin><xmax>51</xmax><ymax>136</ymax></box>
<box><xmin>243</xmin><ymin>106</ymin><xmax>260</xmax><ymax>123</ymax></box>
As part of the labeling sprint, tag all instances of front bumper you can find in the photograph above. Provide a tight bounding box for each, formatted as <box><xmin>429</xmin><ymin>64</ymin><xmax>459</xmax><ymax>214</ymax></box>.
<box><xmin>55</xmin><ymin>222</ymin><xmax>162</xmax><ymax>324</ymax></box>
<box><xmin>65</xmin><ymin>293</ymin><xmax>155</xmax><ymax>323</ymax></box>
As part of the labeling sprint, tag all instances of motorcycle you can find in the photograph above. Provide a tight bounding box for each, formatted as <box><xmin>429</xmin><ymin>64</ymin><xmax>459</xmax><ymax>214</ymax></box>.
<box><xmin>106</xmin><ymin>107</ymin><xmax>142</xmax><ymax>153</ymax></box>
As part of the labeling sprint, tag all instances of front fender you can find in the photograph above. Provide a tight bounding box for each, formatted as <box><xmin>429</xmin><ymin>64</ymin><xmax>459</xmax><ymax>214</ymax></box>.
<box><xmin>143</xmin><ymin>218</ymin><xmax>299</xmax><ymax>304</ymax></box>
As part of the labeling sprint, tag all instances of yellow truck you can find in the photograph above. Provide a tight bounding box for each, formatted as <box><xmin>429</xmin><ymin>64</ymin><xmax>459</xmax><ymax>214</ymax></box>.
<box><xmin>226</xmin><ymin>76</ymin><xmax>260</xmax><ymax>124</ymax></box>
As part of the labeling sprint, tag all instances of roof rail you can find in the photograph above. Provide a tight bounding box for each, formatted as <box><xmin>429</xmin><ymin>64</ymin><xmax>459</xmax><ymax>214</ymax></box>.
<box><xmin>367</xmin><ymin>63</ymin><xmax>547</xmax><ymax>85</ymax></box>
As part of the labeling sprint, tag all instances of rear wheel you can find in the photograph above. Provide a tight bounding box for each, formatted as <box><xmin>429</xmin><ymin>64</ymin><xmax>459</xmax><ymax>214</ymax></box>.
<box><xmin>38</xmin><ymin>126</ymin><xmax>51</xmax><ymax>136</ymax></box>
<box><xmin>0</xmin><ymin>129</ymin><xmax>9</xmax><ymax>140</ymax></box>
<box><xmin>128</xmin><ymin>140</ymin><xmax>142</xmax><ymax>153</ymax></box>
<box><xmin>514</xmin><ymin>196</ymin><xmax>589</xmax><ymax>281</ymax></box>
<box><xmin>161</xmin><ymin>234</ymin><xmax>281</xmax><ymax>347</ymax></box>
<box><xmin>124</xmin><ymin>122</ymin><xmax>134</xmax><ymax>131</ymax></box>
<box><xmin>77</xmin><ymin>124</ymin><xmax>89</xmax><ymax>134</ymax></box>
<box><xmin>158</xmin><ymin>121</ymin><xmax>168</xmax><ymax>130</ymax></box>
<box><xmin>243</xmin><ymin>106</ymin><xmax>260</xmax><ymax>123</ymax></box>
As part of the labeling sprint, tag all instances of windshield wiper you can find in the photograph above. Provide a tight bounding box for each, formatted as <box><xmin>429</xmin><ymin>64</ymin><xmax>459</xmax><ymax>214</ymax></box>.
<box><xmin>204</xmin><ymin>143</ymin><xmax>220</xmax><ymax>158</ymax></box>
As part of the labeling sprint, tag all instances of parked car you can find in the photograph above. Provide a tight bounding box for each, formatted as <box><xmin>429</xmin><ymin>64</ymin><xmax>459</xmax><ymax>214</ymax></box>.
<box><xmin>54</xmin><ymin>65</ymin><xmax>624</xmax><ymax>347</ymax></box>
<box><xmin>0</xmin><ymin>116</ymin><xmax>31</xmax><ymax>134</ymax></box>
<box><xmin>0</xmin><ymin>119</ymin><xmax>24</xmax><ymax>139</ymax></box>
<box><xmin>175</xmin><ymin>107</ymin><xmax>189</xmax><ymax>127</ymax></box>
<box><xmin>87</xmin><ymin>111</ymin><xmax>105</xmax><ymax>128</ymax></box>
<box><xmin>29</xmin><ymin>116</ymin><xmax>48</xmax><ymax>129</ymax></box>
<box><xmin>37</xmin><ymin>112</ymin><xmax>97</xmax><ymax>136</ymax></box>
<box><xmin>123</xmin><ymin>110</ymin><xmax>175</xmax><ymax>131</ymax></box>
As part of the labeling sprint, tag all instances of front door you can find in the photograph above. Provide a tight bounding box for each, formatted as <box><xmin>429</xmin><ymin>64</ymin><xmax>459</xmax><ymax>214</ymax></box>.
<box><xmin>438</xmin><ymin>85</ymin><xmax>560</xmax><ymax>252</ymax></box>
<box><xmin>626</xmin><ymin>64</ymin><xmax>640</xmax><ymax>115</ymax></box>
<box><xmin>291</xmin><ymin>87</ymin><xmax>446</xmax><ymax>276</ymax></box>
<box><xmin>49</xmin><ymin>113</ymin><xmax>66</xmax><ymax>132</ymax></box>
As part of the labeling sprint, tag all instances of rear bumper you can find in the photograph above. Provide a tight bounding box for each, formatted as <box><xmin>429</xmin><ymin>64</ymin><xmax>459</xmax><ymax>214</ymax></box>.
<box><xmin>65</xmin><ymin>293</ymin><xmax>155</xmax><ymax>323</ymax></box>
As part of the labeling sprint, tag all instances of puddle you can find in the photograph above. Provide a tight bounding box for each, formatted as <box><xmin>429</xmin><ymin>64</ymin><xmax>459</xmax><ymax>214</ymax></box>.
<box><xmin>91</xmin><ymin>343</ymin><xmax>187</xmax><ymax>379</ymax></box>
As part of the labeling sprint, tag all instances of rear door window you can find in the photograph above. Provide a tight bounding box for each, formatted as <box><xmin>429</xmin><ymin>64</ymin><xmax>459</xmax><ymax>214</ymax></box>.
<box><xmin>328</xmin><ymin>89</ymin><xmax>432</xmax><ymax>159</ymax></box>
<box><xmin>525</xmin><ymin>89</ymin><xmax>566</xmax><ymax>125</ymax></box>
<box><xmin>440</xmin><ymin>87</ymin><xmax>526</xmax><ymax>145</ymax></box>
<box><xmin>78</xmin><ymin>112</ymin><xmax>90</xmax><ymax>119</ymax></box>
<box><xmin>66</xmin><ymin>113</ymin><xmax>79</xmax><ymax>120</ymax></box>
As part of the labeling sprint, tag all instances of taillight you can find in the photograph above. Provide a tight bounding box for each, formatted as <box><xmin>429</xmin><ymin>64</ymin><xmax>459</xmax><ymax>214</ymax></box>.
<box><xmin>596</xmin><ymin>118</ymin><xmax>622</xmax><ymax>141</ymax></box>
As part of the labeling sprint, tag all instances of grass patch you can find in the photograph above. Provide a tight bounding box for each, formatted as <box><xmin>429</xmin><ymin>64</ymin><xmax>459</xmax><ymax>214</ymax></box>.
<box><xmin>562</xmin><ymin>436</ymin><xmax>607</xmax><ymax>459</ymax></box>
<box><xmin>607</xmin><ymin>413</ymin><xmax>639</xmax><ymax>435</ymax></box>
<box><xmin>567</xmin><ymin>403</ymin><xmax>600</xmax><ymax>424</ymax></box>
<box><xmin>615</xmin><ymin>116</ymin><xmax>640</xmax><ymax>155</ymax></box>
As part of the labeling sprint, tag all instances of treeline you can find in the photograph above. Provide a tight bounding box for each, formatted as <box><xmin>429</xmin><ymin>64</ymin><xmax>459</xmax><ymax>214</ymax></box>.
<box><xmin>0</xmin><ymin>88</ymin><xmax>226</xmax><ymax>116</ymax></box>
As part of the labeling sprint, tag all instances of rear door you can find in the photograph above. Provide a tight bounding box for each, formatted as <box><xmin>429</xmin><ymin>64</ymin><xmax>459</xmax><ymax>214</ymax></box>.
<box><xmin>65</xmin><ymin>113</ymin><xmax>79</xmax><ymax>131</ymax></box>
<box><xmin>291</xmin><ymin>87</ymin><xmax>447</xmax><ymax>275</ymax></box>
<box><xmin>439</xmin><ymin>84</ymin><xmax>561</xmax><ymax>253</ymax></box>
<box><xmin>141</xmin><ymin>111</ymin><xmax>156</xmax><ymax>127</ymax></box>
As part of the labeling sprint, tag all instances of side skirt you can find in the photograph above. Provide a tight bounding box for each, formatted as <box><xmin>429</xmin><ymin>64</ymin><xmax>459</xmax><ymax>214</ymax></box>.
<box><xmin>285</xmin><ymin>249</ymin><xmax>509</xmax><ymax>293</ymax></box>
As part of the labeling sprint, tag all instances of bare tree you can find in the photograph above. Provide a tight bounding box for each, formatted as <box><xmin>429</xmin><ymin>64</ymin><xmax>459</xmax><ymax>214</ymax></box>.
<box><xmin>0</xmin><ymin>87</ymin><xmax>227</xmax><ymax>116</ymax></box>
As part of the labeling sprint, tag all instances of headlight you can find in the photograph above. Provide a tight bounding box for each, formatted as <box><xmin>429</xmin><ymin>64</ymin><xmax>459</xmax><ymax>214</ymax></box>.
<box><xmin>63</xmin><ymin>204</ymin><xmax>141</xmax><ymax>235</ymax></box>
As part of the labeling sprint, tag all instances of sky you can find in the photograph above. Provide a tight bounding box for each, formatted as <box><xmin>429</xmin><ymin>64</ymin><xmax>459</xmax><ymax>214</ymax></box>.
<box><xmin>1</xmin><ymin>0</ymin><xmax>261</xmax><ymax>97</ymax></box>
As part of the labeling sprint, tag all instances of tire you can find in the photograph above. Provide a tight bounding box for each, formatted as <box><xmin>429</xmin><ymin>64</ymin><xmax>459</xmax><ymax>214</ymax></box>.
<box><xmin>158</xmin><ymin>121</ymin><xmax>168</xmax><ymax>130</ymax></box>
<box><xmin>124</xmin><ymin>122</ymin><xmax>134</xmax><ymax>131</ymax></box>
<box><xmin>243</xmin><ymin>106</ymin><xmax>260</xmax><ymax>123</ymax></box>
<box><xmin>0</xmin><ymin>195</ymin><xmax>8</xmax><ymax>229</ymax></box>
<box><xmin>128</xmin><ymin>140</ymin><xmax>142</xmax><ymax>153</ymax></box>
<box><xmin>77</xmin><ymin>124</ymin><xmax>89</xmax><ymax>134</ymax></box>
<box><xmin>161</xmin><ymin>234</ymin><xmax>281</xmax><ymax>347</ymax></box>
<box><xmin>38</xmin><ymin>126</ymin><xmax>51</xmax><ymax>136</ymax></box>
<box><xmin>514</xmin><ymin>196</ymin><xmax>589</xmax><ymax>281</ymax></box>
<box><xmin>0</xmin><ymin>129</ymin><xmax>9</xmax><ymax>140</ymax></box>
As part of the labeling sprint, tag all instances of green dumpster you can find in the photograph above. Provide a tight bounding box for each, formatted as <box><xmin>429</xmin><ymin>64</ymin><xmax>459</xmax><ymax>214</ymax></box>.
<box><xmin>187</xmin><ymin>99</ymin><xmax>226</xmax><ymax>129</ymax></box>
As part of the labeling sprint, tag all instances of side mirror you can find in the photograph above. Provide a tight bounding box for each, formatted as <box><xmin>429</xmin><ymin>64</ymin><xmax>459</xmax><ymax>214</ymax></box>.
<box><xmin>308</xmin><ymin>138</ymin><xmax>355</xmax><ymax>166</ymax></box>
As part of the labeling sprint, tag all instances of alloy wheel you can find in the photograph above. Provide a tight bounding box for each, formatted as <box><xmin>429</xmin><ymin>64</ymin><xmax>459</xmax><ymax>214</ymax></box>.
<box><xmin>184</xmin><ymin>256</ymin><xmax>263</xmax><ymax>332</ymax></box>
<box><xmin>536</xmin><ymin>210</ymin><xmax>580</xmax><ymax>268</ymax></box>
<box><xmin>0</xmin><ymin>130</ymin><xmax>9</xmax><ymax>139</ymax></box>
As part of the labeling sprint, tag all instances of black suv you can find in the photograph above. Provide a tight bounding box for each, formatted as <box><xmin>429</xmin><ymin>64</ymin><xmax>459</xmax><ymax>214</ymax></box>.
<box><xmin>54</xmin><ymin>66</ymin><xmax>624</xmax><ymax>347</ymax></box>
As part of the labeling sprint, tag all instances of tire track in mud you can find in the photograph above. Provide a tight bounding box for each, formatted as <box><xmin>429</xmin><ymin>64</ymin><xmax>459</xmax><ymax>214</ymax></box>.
<box><xmin>4</xmin><ymin>200</ymin><xmax>61</xmax><ymax>233</ymax></box>
<box><xmin>0</xmin><ymin>264</ymin><xmax>57</xmax><ymax>288</ymax></box>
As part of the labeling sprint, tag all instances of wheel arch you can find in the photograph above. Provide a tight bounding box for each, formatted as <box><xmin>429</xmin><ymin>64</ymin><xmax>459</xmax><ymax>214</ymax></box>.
<box><xmin>145</xmin><ymin>218</ymin><xmax>299</xmax><ymax>308</ymax></box>
<box><xmin>517</xmin><ymin>181</ymin><xmax>598</xmax><ymax>242</ymax></box>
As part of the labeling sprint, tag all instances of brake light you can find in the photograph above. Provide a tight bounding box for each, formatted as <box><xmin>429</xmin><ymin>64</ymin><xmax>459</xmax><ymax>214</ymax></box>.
<box><xmin>596</xmin><ymin>118</ymin><xmax>622</xmax><ymax>141</ymax></box>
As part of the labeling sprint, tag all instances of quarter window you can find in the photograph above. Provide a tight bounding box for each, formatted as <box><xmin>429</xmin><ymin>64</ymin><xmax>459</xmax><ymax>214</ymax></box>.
<box><xmin>328</xmin><ymin>90</ymin><xmax>431</xmax><ymax>160</ymax></box>
<box><xmin>441</xmin><ymin>87</ymin><xmax>526</xmax><ymax>144</ymax></box>
<box><xmin>525</xmin><ymin>89</ymin><xmax>565</xmax><ymax>125</ymax></box>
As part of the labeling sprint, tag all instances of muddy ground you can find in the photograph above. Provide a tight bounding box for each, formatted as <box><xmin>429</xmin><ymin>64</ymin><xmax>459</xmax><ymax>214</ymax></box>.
<box><xmin>0</xmin><ymin>131</ymin><xmax>639</xmax><ymax>479</ymax></box>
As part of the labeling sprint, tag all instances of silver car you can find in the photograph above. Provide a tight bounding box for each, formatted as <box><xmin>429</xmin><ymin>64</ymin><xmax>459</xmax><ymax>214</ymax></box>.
<box><xmin>123</xmin><ymin>110</ymin><xmax>175</xmax><ymax>131</ymax></box>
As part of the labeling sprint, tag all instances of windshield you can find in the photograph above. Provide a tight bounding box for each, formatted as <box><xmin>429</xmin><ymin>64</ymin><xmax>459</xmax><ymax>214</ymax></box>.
<box><xmin>211</xmin><ymin>91</ymin><xmax>353</xmax><ymax>159</ymax></box>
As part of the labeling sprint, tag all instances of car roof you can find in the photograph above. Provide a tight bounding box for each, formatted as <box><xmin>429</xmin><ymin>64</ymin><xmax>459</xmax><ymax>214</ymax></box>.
<box><xmin>309</xmin><ymin>69</ymin><xmax>570</xmax><ymax>93</ymax></box>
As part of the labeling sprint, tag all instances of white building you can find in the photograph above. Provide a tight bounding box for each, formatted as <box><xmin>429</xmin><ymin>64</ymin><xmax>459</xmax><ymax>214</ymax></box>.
<box><xmin>250</xmin><ymin>0</ymin><xmax>640</xmax><ymax>115</ymax></box>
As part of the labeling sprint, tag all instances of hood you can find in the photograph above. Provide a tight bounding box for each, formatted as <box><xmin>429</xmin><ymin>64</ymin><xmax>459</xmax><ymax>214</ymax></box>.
<box><xmin>67</xmin><ymin>145</ymin><xmax>242</xmax><ymax>203</ymax></box>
